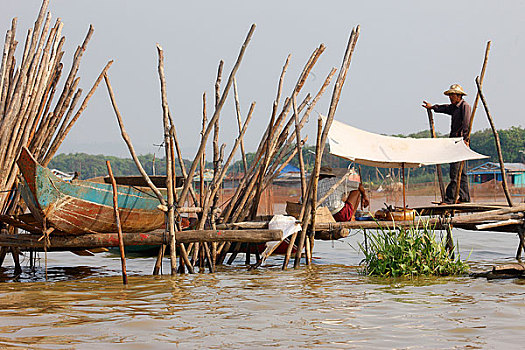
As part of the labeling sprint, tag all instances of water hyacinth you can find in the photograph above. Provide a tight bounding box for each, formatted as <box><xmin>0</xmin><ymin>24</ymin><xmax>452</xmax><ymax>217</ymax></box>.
<box><xmin>359</xmin><ymin>222</ymin><xmax>469</xmax><ymax>277</ymax></box>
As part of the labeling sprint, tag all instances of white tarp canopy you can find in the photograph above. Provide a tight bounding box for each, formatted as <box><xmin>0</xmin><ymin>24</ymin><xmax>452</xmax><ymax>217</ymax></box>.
<box><xmin>323</xmin><ymin>116</ymin><xmax>488</xmax><ymax>168</ymax></box>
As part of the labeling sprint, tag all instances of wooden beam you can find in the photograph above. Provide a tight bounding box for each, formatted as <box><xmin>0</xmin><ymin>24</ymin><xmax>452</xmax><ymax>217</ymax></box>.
<box><xmin>0</xmin><ymin>229</ymin><xmax>283</xmax><ymax>249</ymax></box>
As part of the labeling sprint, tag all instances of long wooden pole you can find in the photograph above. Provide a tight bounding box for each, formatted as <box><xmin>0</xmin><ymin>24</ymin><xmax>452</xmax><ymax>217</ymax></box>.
<box><xmin>43</xmin><ymin>59</ymin><xmax>112</xmax><ymax>166</ymax></box>
<box><xmin>156</xmin><ymin>44</ymin><xmax>177</xmax><ymax>274</ymax></box>
<box><xmin>223</xmin><ymin>44</ymin><xmax>322</xmax><ymax>223</ymax></box>
<box><xmin>307</xmin><ymin>117</ymin><xmax>324</xmax><ymax>265</ymax></box>
<box><xmin>106</xmin><ymin>161</ymin><xmax>128</xmax><ymax>285</ymax></box>
<box><xmin>475</xmin><ymin>76</ymin><xmax>513</xmax><ymax>207</ymax></box>
<box><xmin>453</xmin><ymin>41</ymin><xmax>491</xmax><ymax>203</ymax></box>
<box><xmin>177</xmin><ymin>24</ymin><xmax>255</xmax><ymax>207</ymax></box>
<box><xmin>200</xmin><ymin>92</ymin><xmax>207</xmax><ymax>207</ymax></box>
<box><xmin>293</xmin><ymin>94</ymin><xmax>307</xmax><ymax>200</ymax></box>
<box><xmin>402</xmin><ymin>163</ymin><xmax>406</xmax><ymax>220</ymax></box>
<box><xmin>426</xmin><ymin>108</ymin><xmax>445</xmax><ymax>201</ymax></box>
<box><xmin>292</xmin><ymin>26</ymin><xmax>360</xmax><ymax>269</ymax></box>
<box><xmin>104</xmin><ymin>73</ymin><xmax>166</xmax><ymax>205</ymax></box>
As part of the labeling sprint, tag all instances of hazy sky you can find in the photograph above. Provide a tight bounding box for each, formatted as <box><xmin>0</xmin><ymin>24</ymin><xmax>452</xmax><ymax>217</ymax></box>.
<box><xmin>2</xmin><ymin>0</ymin><xmax>524</xmax><ymax>158</ymax></box>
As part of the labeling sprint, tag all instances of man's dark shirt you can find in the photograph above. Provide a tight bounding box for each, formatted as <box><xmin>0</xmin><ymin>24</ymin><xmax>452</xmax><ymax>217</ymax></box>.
<box><xmin>432</xmin><ymin>99</ymin><xmax>471</xmax><ymax>140</ymax></box>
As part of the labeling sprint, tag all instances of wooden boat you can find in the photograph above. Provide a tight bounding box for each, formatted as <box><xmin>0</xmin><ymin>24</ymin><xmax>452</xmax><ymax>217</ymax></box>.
<box><xmin>17</xmin><ymin>147</ymin><xmax>166</xmax><ymax>235</ymax></box>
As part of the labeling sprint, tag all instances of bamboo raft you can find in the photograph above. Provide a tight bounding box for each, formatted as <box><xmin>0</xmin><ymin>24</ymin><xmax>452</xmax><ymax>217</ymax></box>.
<box><xmin>1</xmin><ymin>0</ymin><xmax>524</xmax><ymax>282</ymax></box>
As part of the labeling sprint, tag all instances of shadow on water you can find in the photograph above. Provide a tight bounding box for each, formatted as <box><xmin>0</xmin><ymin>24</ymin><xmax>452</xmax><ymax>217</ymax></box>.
<box><xmin>0</xmin><ymin>265</ymin><xmax>106</xmax><ymax>283</ymax></box>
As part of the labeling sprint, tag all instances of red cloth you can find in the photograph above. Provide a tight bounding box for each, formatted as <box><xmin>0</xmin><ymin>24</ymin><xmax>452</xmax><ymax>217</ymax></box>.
<box><xmin>333</xmin><ymin>202</ymin><xmax>354</xmax><ymax>222</ymax></box>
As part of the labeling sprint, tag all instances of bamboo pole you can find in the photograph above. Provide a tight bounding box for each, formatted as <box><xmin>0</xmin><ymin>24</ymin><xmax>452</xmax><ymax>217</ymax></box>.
<box><xmin>0</xmin><ymin>21</ymin><xmax>17</xmax><ymax>120</ymax></box>
<box><xmin>177</xmin><ymin>24</ymin><xmax>255</xmax><ymax>207</ymax></box>
<box><xmin>168</xmin><ymin>112</ymin><xmax>198</xmax><ymax>206</ymax></box>
<box><xmin>43</xmin><ymin>60</ymin><xmax>113</xmax><ymax>165</ymax></box>
<box><xmin>306</xmin><ymin>117</ymin><xmax>324</xmax><ymax>265</ymax></box>
<box><xmin>199</xmin><ymin>102</ymin><xmax>255</xmax><ymax>230</ymax></box>
<box><xmin>453</xmin><ymin>41</ymin><xmax>491</xmax><ymax>203</ymax></box>
<box><xmin>265</xmin><ymin>68</ymin><xmax>336</xmax><ymax>179</ymax></box>
<box><xmin>229</xmin><ymin>95</ymin><xmax>311</xmax><ymax>223</ymax></box>
<box><xmin>426</xmin><ymin>108</ymin><xmax>445</xmax><ymax>201</ymax></box>
<box><xmin>250</xmin><ymin>108</ymin><xmax>276</xmax><ymax>220</ymax></box>
<box><xmin>222</xmin><ymin>44</ymin><xmax>322</xmax><ymax>223</ymax></box>
<box><xmin>106</xmin><ymin>161</ymin><xmax>128</xmax><ymax>285</ymax></box>
<box><xmin>156</xmin><ymin>44</ymin><xmax>177</xmax><ymax>274</ymax></box>
<box><xmin>200</xmin><ymin>92</ymin><xmax>207</xmax><ymax>207</ymax></box>
<box><xmin>292</xmin><ymin>26</ymin><xmax>360</xmax><ymax>269</ymax></box>
<box><xmin>293</xmin><ymin>94</ymin><xmax>307</xmax><ymax>200</ymax></box>
<box><xmin>475</xmin><ymin>76</ymin><xmax>513</xmax><ymax>207</ymax></box>
<box><xmin>233</xmin><ymin>78</ymin><xmax>248</xmax><ymax>174</ymax></box>
<box><xmin>103</xmin><ymin>73</ymin><xmax>165</xmax><ymax>205</ymax></box>
<box><xmin>0</xmin><ymin>22</ymin><xmax>15</xmax><ymax>118</ymax></box>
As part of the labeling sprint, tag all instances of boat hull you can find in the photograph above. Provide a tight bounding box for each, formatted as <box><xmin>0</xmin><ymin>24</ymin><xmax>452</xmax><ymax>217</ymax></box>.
<box><xmin>17</xmin><ymin>147</ymin><xmax>166</xmax><ymax>235</ymax></box>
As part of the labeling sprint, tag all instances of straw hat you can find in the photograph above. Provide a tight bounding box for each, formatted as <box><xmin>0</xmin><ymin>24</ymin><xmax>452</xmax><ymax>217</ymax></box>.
<box><xmin>319</xmin><ymin>166</ymin><xmax>335</xmax><ymax>177</ymax></box>
<box><xmin>443</xmin><ymin>84</ymin><xmax>467</xmax><ymax>96</ymax></box>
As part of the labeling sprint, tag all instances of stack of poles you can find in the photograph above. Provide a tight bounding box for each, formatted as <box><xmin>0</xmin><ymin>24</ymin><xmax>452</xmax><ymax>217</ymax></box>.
<box><xmin>107</xmin><ymin>24</ymin><xmax>361</xmax><ymax>272</ymax></box>
<box><xmin>103</xmin><ymin>25</ymin><xmax>255</xmax><ymax>275</ymax></box>
<box><xmin>0</xmin><ymin>0</ymin><xmax>111</xmax><ymax>269</ymax></box>
<box><xmin>218</xmin><ymin>46</ymin><xmax>326</xmax><ymax>266</ymax></box>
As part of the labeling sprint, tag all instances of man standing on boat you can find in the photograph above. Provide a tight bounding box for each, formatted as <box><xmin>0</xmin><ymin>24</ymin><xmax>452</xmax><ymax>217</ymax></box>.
<box><xmin>317</xmin><ymin>166</ymin><xmax>369</xmax><ymax>222</ymax></box>
<box><xmin>422</xmin><ymin>84</ymin><xmax>471</xmax><ymax>204</ymax></box>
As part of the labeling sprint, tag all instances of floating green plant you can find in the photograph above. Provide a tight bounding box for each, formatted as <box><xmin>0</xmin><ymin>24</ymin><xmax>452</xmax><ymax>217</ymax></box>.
<box><xmin>359</xmin><ymin>222</ymin><xmax>469</xmax><ymax>277</ymax></box>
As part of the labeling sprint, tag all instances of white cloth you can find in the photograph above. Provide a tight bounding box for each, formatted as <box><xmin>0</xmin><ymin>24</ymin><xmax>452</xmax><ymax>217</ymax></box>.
<box><xmin>321</xmin><ymin>116</ymin><xmax>488</xmax><ymax>168</ymax></box>
<box><xmin>261</xmin><ymin>215</ymin><xmax>301</xmax><ymax>262</ymax></box>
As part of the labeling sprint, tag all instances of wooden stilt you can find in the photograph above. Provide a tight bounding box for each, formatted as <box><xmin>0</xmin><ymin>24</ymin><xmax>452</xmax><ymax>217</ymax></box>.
<box><xmin>153</xmin><ymin>244</ymin><xmax>165</xmax><ymax>275</ymax></box>
<box><xmin>106</xmin><ymin>160</ymin><xmax>128</xmax><ymax>285</ymax></box>
<box><xmin>227</xmin><ymin>242</ymin><xmax>242</xmax><ymax>265</ymax></box>
<box><xmin>446</xmin><ymin>224</ymin><xmax>455</xmax><ymax>257</ymax></box>
<box><xmin>0</xmin><ymin>247</ymin><xmax>7</xmax><ymax>267</ymax></box>
<box><xmin>516</xmin><ymin>225</ymin><xmax>525</xmax><ymax>260</ymax></box>
<box><xmin>402</xmin><ymin>163</ymin><xmax>406</xmax><ymax>221</ymax></box>
<box><xmin>12</xmin><ymin>246</ymin><xmax>22</xmax><ymax>276</ymax></box>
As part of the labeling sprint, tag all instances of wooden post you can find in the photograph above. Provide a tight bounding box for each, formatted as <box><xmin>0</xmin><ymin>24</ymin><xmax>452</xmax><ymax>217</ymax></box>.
<box><xmin>307</xmin><ymin>117</ymin><xmax>324</xmax><ymax>265</ymax></box>
<box><xmin>106</xmin><ymin>161</ymin><xmax>128</xmax><ymax>285</ymax></box>
<box><xmin>516</xmin><ymin>225</ymin><xmax>525</xmax><ymax>260</ymax></box>
<box><xmin>156</xmin><ymin>44</ymin><xmax>177</xmax><ymax>274</ymax></box>
<box><xmin>402</xmin><ymin>163</ymin><xmax>406</xmax><ymax>221</ymax></box>
<box><xmin>426</xmin><ymin>108</ymin><xmax>445</xmax><ymax>201</ymax></box>
<box><xmin>475</xmin><ymin>77</ymin><xmax>513</xmax><ymax>207</ymax></box>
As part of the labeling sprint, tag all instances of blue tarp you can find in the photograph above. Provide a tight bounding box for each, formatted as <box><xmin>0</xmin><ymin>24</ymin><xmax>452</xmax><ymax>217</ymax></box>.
<box><xmin>279</xmin><ymin>164</ymin><xmax>300</xmax><ymax>174</ymax></box>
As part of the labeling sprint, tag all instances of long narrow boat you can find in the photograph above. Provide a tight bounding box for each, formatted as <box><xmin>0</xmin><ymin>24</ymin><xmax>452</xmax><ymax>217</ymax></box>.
<box><xmin>17</xmin><ymin>147</ymin><xmax>166</xmax><ymax>235</ymax></box>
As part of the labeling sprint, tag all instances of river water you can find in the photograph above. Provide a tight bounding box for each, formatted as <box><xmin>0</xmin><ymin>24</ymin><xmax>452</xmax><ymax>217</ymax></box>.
<box><xmin>1</xmin><ymin>228</ymin><xmax>524</xmax><ymax>349</ymax></box>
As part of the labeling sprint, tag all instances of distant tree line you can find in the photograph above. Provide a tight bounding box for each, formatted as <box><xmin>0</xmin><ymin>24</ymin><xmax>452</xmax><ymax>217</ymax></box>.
<box><xmin>49</xmin><ymin>126</ymin><xmax>524</xmax><ymax>183</ymax></box>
